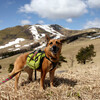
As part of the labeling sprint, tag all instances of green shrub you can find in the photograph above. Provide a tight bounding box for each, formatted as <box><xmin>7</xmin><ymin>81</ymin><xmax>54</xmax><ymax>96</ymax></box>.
<box><xmin>8</xmin><ymin>63</ymin><xmax>14</xmax><ymax>73</ymax></box>
<box><xmin>58</xmin><ymin>54</ymin><xmax>67</xmax><ymax>67</ymax></box>
<box><xmin>76</xmin><ymin>44</ymin><xmax>96</xmax><ymax>64</ymax></box>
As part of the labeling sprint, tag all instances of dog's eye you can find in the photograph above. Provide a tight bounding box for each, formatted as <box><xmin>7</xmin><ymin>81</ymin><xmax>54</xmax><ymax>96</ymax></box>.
<box><xmin>56</xmin><ymin>41</ymin><xmax>60</xmax><ymax>45</ymax></box>
<box><xmin>50</xmin><ymin>42</ymin><xmax>53</xmax><ymax>45</ymax></box>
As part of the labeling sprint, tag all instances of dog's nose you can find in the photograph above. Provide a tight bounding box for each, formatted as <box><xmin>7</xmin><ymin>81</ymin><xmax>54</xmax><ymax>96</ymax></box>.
<box><xmin>51</xmin><ymin>45</ymin><xmax>59</xmax><ymax>54</ymax></box>
<box><xmin>52</xmin><ymin>45</ymin><xmax>57</xmax><ymax>50</ymax></box>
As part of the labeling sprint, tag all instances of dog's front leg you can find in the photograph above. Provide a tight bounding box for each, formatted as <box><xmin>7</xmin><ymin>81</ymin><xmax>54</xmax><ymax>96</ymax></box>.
<box><xmin>40</xmin><ymin>71</ymin><xmax>46</xmax><ymax>91</ymax></box>
<box><xmin>49</xmin><ymin>68</ymin><xmax>56</xmax><ymax>88</ymax></box>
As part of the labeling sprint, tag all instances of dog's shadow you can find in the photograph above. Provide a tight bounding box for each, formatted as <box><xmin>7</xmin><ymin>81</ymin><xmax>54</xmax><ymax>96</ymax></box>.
<box><xmin>21</xmin><ymin>77</ymin><xmax>77</xmax><ymax>88</ymax></box>
<box><xmin>45</xmin><ymin>77</ymin><xmax>77</xmax><ymax>88</ymax></box>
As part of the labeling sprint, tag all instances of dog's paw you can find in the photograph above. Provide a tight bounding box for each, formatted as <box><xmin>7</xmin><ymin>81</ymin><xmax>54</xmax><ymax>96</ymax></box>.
<box><xmin>40</xmin><ymin>87</ymin><xmax>44</xmax><ymax>92</ymax></box>
<box><xmin>51</xmin><ymin>86</ymin><xmax>56</xmax><ymax>90</ymax></box>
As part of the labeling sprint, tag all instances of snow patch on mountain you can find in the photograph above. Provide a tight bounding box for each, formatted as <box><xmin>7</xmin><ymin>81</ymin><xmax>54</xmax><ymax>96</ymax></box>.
<box><xmin>0</xmin><ymin>24</ymin><xmax>64</xmax><ymax>51</ymax></box>
<box><xmin>13</xmin><ymin>48</ymin><xmax>20</xmax><ymax>51</ymax></box>
<box><xmin>15</xmin><ymin>44</ymin><xmax>21</xmax><ymax>48</ymax></box>
<box><xmin>29</xmin><ymin>25</ymin><xmax>64</xmax><ymax>41</ymax></box>
<box><xmin>91</xmin><ymin>35</ymin><xmax>100</xmax><ymax>40</ymax></box>
<box><xmin>35</xmin><ymin>43</ymin><xmax>46</xmax><ymax>50</ymax></box>
<box><xmin>0</xmin><ymin>38</ymin><xmax>25</xmax><ymax>49</ymax></box>
<box><xmin>29</xmin><ymin>26</ymin><xmax>39</xmax><ymax>40</ymax></box>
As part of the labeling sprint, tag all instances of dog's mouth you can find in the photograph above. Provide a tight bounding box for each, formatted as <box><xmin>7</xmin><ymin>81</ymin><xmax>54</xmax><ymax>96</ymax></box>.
<box><xmin>50</xmin><ymin>45</ymin><xmax>59</xmax><ymax>55</ymax></box>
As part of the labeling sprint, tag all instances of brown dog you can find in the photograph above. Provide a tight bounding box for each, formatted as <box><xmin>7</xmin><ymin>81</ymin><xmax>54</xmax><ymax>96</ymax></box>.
<box><xmin>9</xmin><ymin>35</ymin><xmax>62</xmax><ymax>91</ymax></box>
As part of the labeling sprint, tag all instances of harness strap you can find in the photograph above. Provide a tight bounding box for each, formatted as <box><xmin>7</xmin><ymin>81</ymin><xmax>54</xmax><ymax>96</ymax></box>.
<box><xmin>28</xmin><ymin>50</ymin><xmax>37</xmax><ymax>62</ymax></box>
<box><xmin>45</xmin><ymin>56</ymin><xmax>57</xmax><ymax>71</ymax></box>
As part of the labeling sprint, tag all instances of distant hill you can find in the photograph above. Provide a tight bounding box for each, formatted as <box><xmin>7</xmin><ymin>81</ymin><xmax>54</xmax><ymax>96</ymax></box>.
<box><xmin>0</xmin><ymin>25</ymin><xmax>32</xmax><ymax>45</ymax></box>
<box><xmin>0</xmin><ymin>24</ymin><xmax>100</xmax><ymax>53</ymax></box>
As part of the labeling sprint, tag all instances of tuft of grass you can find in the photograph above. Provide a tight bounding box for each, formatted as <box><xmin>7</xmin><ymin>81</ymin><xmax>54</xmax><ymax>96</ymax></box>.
<box><xmin>73</xmin><ymin>92</ymin><xmax>82</xmax><ymax>99</ymax></box>
<box><xmin>8</xmin><ymin>63</ymin><xmax>14</xmax><ymax>73</ymax></box>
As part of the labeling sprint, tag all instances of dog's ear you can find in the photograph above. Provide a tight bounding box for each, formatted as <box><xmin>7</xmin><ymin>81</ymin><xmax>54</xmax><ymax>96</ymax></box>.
<box><xmin>59</xmin><ymin>38</ymin><xmax>65</xmax><ymax>43</ymax></box>
<box><xmin>45</xmin><ymin>34</ymin><xmax>50</xmax><ymax>42</ymax></box>
<box><xmin>45</xmin><ymin>34</ymin><xmax>51</xmax><ymax>46</ymax></box>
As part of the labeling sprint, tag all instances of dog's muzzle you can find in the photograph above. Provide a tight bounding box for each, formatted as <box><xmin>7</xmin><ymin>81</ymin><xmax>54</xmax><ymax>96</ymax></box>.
<box><xmin>50</xmin><ymin>45</ymin><xmax>59</xmax><ymax>54</ymax></box>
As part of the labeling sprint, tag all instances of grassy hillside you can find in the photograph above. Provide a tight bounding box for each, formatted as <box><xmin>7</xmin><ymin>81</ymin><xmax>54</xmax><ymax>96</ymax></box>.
<box><xmin>0</xmin><ymin>38</ymin><xmax>100</xmax><ymax>99</ymax></box>
<box><xmin>0</xmin><ymin>25</ymin><xmax>32</xmax><ymax>45</ymax></box>
<box><xmin>61</xmin><ymin>27</ymin><xmax>100</xmax><ymax>37</ymax></box>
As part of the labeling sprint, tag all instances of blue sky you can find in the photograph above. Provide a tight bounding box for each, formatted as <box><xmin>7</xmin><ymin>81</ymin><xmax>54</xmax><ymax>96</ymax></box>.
<box><xmin>0</xmin><ymin>0</ymin><xmax>100</xmax><ymax>30</ymax></box>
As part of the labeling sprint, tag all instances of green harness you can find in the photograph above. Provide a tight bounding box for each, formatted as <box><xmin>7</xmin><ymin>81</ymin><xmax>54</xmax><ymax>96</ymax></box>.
<box><xmin>26</xmin><ymin>50</ymin><xmax>45</xmax><ymax>70</ymax></box>
<box><xmin>26</xmin><ymin>49</ymin><xmax>57</xmax><ymax>71</ymax></box>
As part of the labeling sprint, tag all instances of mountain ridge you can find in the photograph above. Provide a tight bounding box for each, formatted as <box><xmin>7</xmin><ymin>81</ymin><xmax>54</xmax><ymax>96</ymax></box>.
<box><xmin>0</xmin><ymin>24</ymin><xmax>100</xmax><ymax>53</ymax></box>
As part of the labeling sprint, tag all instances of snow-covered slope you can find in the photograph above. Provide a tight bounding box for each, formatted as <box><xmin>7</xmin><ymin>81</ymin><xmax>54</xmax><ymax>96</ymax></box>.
<box><xmin>29</xmin><ymin>25</ymin><xmax>64</xmax><ymax>41</ymax></box>
<box><xmin>0</xmin><ymin>38</ymin><xmax>25</xmax><ymax>50</ymax></box>
<box><xmin>0</xmin><ymin>24</ymin><xmax>64</xmax><ymax>51</ymax></box>
<box><xmin>0</xmin><ymin>24</ymin><xmax>100</xmax><ymax>54</ymax></box>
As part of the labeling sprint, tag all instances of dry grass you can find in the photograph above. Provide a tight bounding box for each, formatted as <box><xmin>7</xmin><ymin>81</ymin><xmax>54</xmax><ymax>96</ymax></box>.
<box><xmin>0</xmin><ymin>63</ymin><xmax>100</xmax><ymax>100</ymax></box>
<box><xmin>0</xmin><ymin>39</ymin><xmax>100</xmax><ymax>100</ymax></box>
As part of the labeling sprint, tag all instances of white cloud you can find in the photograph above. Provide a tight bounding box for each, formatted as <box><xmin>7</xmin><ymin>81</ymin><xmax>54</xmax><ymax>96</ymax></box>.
<box><xmin>65</xmin><ymin>27</ymin><xmax>70</xmax><ymax>30</ymax></box>
<box><xmin>27</xmin><ymin>16</ymin><xmax>31</xmax><ymax>19</ymax></box>
<box><xmin>38</xmin><ymin>20</ymin><xmax>44</xmax><ymax>24</ymax></box>
<box><xmin>84</xmin><ymin>18</ymin><xmax>100</xmax><ymax>29</ymax></box>
<box><xmin>66</xmin><ymin>18</ymin><xmax>72</xmax><ymax>23</ymax></box>
<box><xmin>87</xmin><ymin>0</ymin><xmax>100</xmax><ymax>8</ymax></box>
<box><xmin>19</xmin><ymin>0</ymin><xmax>87</xmax><ymax>19</ymax></box>
<box><xmin>20</xmin><ymin>20</ymin><xmax>31</xmax><ymax>25</ymax></box>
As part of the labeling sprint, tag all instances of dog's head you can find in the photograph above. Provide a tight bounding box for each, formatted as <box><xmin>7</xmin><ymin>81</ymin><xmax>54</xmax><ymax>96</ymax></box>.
<box><xmin>44</xmin><ymin>35</ymin><xmax>63</xmax><ymax>62</ymax></box>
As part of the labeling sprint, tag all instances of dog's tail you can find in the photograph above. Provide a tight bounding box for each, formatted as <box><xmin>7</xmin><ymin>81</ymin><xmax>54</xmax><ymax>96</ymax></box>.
<box><xmin>8</xmin><ymin>69</ymin><xmax>15</xmax><ymax>77</ymax></box>
<box><xmin>0</xmin><ymin>69</ymin><xmax>22</xmax><ymax>85</ymax></box>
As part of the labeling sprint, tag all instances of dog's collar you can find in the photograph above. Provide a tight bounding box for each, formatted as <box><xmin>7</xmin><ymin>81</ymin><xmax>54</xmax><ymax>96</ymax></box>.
<box><xmin>45</xmin><ymin>55</ymin><xmax>57</xmax><ymax>71</ymax></box>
